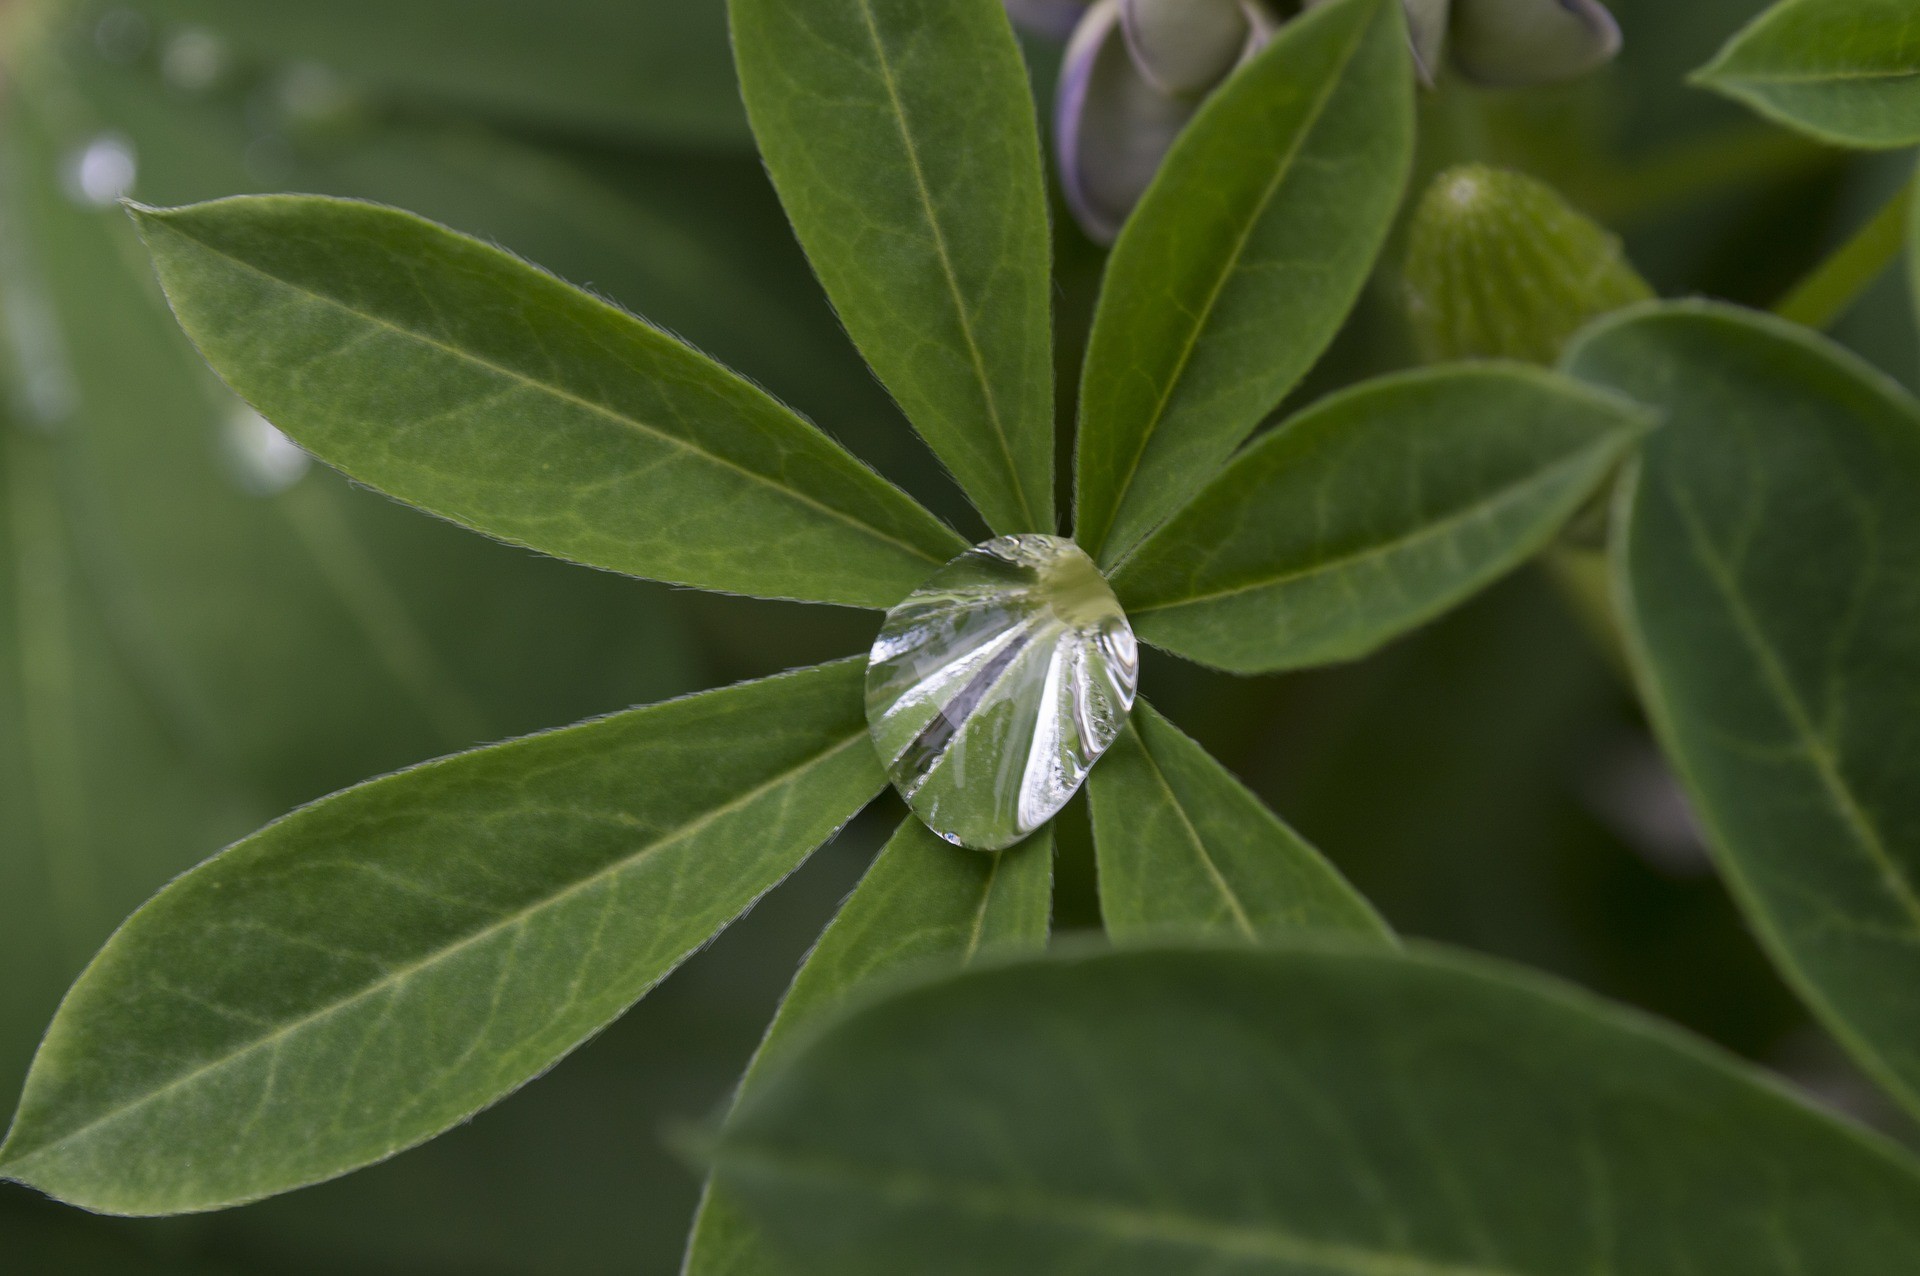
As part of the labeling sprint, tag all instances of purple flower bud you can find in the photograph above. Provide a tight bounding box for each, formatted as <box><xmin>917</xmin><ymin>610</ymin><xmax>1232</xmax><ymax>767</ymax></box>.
<box><xmin>1120</xmin><ymin>0</ymin><xmax>1253</xmax><ymax>98</ymax></box>
<box><xmin>1450</xmin><ymin>0</ymin><xmax>1621</xmax><ymax>87</ymax></box>
<box><xmin>1055</xmin><ymin>0</ymin><xmax>1195</xmax><ymax>244</ymax></box>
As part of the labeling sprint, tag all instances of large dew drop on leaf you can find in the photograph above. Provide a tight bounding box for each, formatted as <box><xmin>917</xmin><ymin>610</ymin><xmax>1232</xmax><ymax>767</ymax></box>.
<box><xmin>866</xmin><ymin>536</ymin><xmax>1138</xmax><ymax>851</ymax></box>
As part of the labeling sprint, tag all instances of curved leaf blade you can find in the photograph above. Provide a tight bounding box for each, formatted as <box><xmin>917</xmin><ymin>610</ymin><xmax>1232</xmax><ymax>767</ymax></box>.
<box><xmin>1075</xmin><ymin>0</ymin><xmax>1413</xmax><ymax>564</ymax></box>
<box><xmin>1111</xmin><ymin>365</ymin><xmax>1652</xmax><ymax>674</ymax></box>
<box><xmin>684</xmin><ymin>818</ymin><xmax>1052</xmax><ymax>1275</ymax></box>
<box><xmin>1694</xmin><ymin>0</ymin><xmax>1920</xmax><ymax>149</ymax></box>
<box><xmin>131</xmin><ymin>196</ymin><xmax>965</xmax><ymax>610</ymax></box>
<box><xmin>0</xmin><ymin>660</ymin><xmax>884</xmax><ymax>1215</ymax></box>
<box><xmin>1089</xmin><ymin>703</ymin><xmax>1387</xmax><ymax>943</ymax></box>
<box><xmin>1567</xmin><ymin>301</ymin><xmax>1920</xmax><ymax>1119</ymax></box>
<box><xmin>711</xmin><ymin>943</ymin><xmax>1920</xmax><ymax>1275</ymax></box>
<box><xmin>731</xmin><ymin>0</ymin><xmax>1056</xmax><ymax>535</ymax></box>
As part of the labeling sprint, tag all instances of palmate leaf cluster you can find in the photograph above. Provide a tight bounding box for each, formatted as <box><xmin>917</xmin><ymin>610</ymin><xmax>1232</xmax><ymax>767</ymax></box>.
<box><xmin>5</xmin><ymin>0</ymin><xmax>1920</xmax><ymax>1271</ymax></box>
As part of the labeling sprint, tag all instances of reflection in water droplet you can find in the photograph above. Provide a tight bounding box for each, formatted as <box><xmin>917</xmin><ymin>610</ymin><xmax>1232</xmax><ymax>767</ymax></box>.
<box><xmin>94</xmin><ymin>8</ymin><xmax>152</xmax><ymax>64</ymax></box>
<box><xmin>867</xmin><ymin>535</ymin><xmax>1138</xmax><ymax>851</ymax></box>
<box><xmin>224</xmin><ymin>407</ymin><xmax>311</xmax><ymax>495</ymax></box>
<box><xmin>61</xmin><ymin>134</ymin><xmax>137</xmax><ymax>207</ymax></box>
<box><xmin>162</xmin><ymin>28</ymin><xmax>229</xmax><ymax>93</ymax></box>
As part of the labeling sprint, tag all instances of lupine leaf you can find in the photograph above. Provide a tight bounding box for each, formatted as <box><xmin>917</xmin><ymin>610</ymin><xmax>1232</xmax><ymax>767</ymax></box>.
<box><xmin>710</xmin><ymin>943</ymin><xmax>1920</xmax><ymax>1275</ymax></box>
<box><xmin>683</xmin><ymin>819</ymin><xmax>1052</xmax><ymax>1275</ymax></box>
<box><xmin>1567</xmin><ymin>301</ymin><xmax>1920</xmax><ymax>1119</ymax></box>
<box><xmin>731</xmin><ymin>0</ymin><xmax>1056</xmax><ymax>535</ymax></box>
<box><xmin>1694</xmin><ymin>0</ymin><xmax>1920</xmax><ymax>148</ymax></box>
<box><xmin>1088</xmin><ymin>703</ymin><xmax>1387</xmax><ymax>943</ymax></box>
<box><xmin>1075</xmin><ymin>0</ymin><xmax>1412</xmax><ymax>564</ymax></box>
<box><xmin>131</xmin><ymin>196</ymin><xmax>965</xmax><ymax>610</ymax></box>
<box><xmin>0</xmin><ymin>660</ymin><xmax>884</xmax><ymax>1214</ymax></box>
<box><xmin>1110</xmin><ymin>365</ymin><xmax>1652</xmax><ymax>674</ymax></box>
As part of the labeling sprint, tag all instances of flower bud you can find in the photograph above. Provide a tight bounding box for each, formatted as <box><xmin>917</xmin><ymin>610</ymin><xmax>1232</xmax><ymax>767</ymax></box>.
<box><xmin>1121</xmin><ymin>0</ymin><xmax>1259</xmax><ymax>98</ymax></box>
<box><xmin>1403</xmin><ymin>164</ymin><xmax>1651</xmax><ymax>366</ymax></box>
<box><xmin>1450</xmin><ymin>0</ymin><xmax>1621</xmax><ymax>87</ymax></box>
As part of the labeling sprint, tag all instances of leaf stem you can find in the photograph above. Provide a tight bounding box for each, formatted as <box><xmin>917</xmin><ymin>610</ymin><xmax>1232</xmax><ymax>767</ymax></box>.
<box><xmin>1772</xmin><ymin>177</ymin><xmax>1915</xmax><ymax>332</ymax></box>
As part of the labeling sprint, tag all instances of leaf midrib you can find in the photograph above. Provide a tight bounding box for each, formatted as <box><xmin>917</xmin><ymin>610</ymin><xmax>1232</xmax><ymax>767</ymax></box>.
<box><xmin>1085</xmin><ymin>0</ymin><xmax>1374</xmax><ymax>561</ymax></box>
<box><xmin>152</xmin><ymin>214</ymin><xmax>955</xmax><ymax>571</ymax></box>
<box><xmin>1667</xmin><ymin>482</ymin><xmax>1920</xmax><ymax>932</ymax></box>
<box><xmin>1715</xmin><ymin>66</ymin><xmax>1920</xmax><ymax>88</ymax></box>
<box><xmin>1123</xmin><ymin>443</ymin><xmax>1612</xmax><ymax>616</ymax></box>
<box><xmin>1126</xmin><ymin>715</ymin><xmax>1258</xmax><ymax>940</ymax></box>
<box><xmin>851</xmin><ymin>0</ymin><xmax>1041</xmax><ymax>533</ymax></box>
<box><xmin>721</xmin><ymin>1142</ymin><xmax>1516</xmax><ymax>1276</ymax></box>
<box><xmin>2</xmin><ymin>725</ymin><xmax>873</xmax><ymax>1170</ymax></box>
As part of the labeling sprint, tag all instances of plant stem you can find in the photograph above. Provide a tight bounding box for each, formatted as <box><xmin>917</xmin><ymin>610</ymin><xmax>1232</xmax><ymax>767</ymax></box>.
<box><xmin>1773</xmin><ymin>177</ymin><xmax>1916</xmax><ymax>331</ymax></box>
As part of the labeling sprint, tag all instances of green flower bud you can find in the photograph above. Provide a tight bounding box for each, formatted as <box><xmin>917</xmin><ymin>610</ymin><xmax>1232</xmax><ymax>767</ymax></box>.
<box><xmin>1403</xmin><ymin>164</ymin><xmax>1652</xmax><ymax>366</ymax></box>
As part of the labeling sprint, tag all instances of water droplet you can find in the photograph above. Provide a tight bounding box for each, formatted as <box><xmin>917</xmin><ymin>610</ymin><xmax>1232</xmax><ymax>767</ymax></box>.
<box><xmin>94</xmin><ymin>8</ymin><xmax>152</xmax><ymax>64</ymax></box>
<box><xmin>223</xmin><ymin>407</ymin><xmax>311</xmax><ymax>495</ymax></box>
<box><xmin>276</xmin><ymin>62</ymin><xmax>358</xmax><ymax>129</ymax></box>
<box><xmin>161</xmin><ymin>27</ymin><xmax>230</xmax><ymax>93</ymax></box>
<box><xmin>61</xmin><ymin>134</ymin><xmax>137</xmax><ymax>207</ymax></box>
<box><xmin>867</xmin><ymin>535</ymin><xmax>1139</xmax><ymax>851</ymax></box>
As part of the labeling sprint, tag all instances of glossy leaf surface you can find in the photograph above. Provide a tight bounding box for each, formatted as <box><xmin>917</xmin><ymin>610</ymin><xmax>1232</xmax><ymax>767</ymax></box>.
<box><xmin>867</xmin><ymin>536</ymin><xmax>1137</xmax><ymax>850</ymax></box>
<box><xmin>683</xmin><ymin>818</ymin><xmax>1052</xmax><ymax>1276</ymax></box>
<box><xmin>1089</xmin><ymin>703</ymin><xmax>1387</xmax><ymax>942</ymax></box>
<box><xmin>1695</xmin><ymin>0</ymin><xmax>1920</xmax><ymax>148</ymax></box>
<box><xmin>1112</xmin><ymin>365</ymin><xmax>1651</xmax><ymax>673</ymax></box>
<box><xmin>0</xmin><ymin>661</ymin><xmax>884</xmax><ymax>1214</ymax></box>
<box><xmin>1568</xmin><ymin>302</ymin><xmax>1920</xmax><ymax>1117</ymax></box>
<box><xmin>731</xmin><ymin>0</ymin><xmax>1056</xmax><ymax>535</ymax></box>
<box><xmin>133</xmin><ymin>196</ymin><xmax>964</xmax><ymax>609</ymax></box>
<box><xmin>711</xmin><ymin>943</ymin><xmax>1920</xmax><ymax>1275</ymax></box>
<box><xmin>1075</xmin><ymin>0</ymin><xmax>1412</xmax><ymax>563</ymax></box>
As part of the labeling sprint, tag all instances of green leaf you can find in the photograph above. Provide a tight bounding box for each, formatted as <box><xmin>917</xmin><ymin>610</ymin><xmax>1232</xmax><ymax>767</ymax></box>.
<box><xmin>711</xmin><ymin>942</ymin><xmax>1920</xmax><ymax>1275</ymax></box>
<box><xmin>1566</xmin><ymin>301</ymin><xmax>1920</xmax><ymax>1120</ymax></box>
<box><xmin>130</xmin><ymin>195</ymin><xmax>965</xmax><ymax>611</ymax></box>
<box><xmin>1694</xmin><ymin>0</ymin><xmax>1920</xmax><ymax>149</ymax></box>
<box><xmin>730</xmin><ymin>0</ymin><xmax>1056</xmax><ymax>536</ymax></box>
<box><xmin>1110</xmin><ymin>365</ymin><xmax>1652</xmax><ymax>674</ymax></box>
<box><xmin>130</xmin><ymin>0</ymin><xmax>750</xmax><ymax>147</ymax></box>
<box><xmin>684</xmin><ymin>818</ymin><xmax>1052</xmax><ymax>1275</ymax></box>
<box><xmin>1088</xmin><ymin>703</ymin><xmax>1387</xmax><ymax>943</ymax></box>
<box><xmin>1074</xmin><ymin>0</ymin><xmax>1413</xmax><ymax>564</ymax></box>
<box><xmin>0</xmin><ymin>660</ymin><xmax>884</xmax><ymax>1215</ymax></box>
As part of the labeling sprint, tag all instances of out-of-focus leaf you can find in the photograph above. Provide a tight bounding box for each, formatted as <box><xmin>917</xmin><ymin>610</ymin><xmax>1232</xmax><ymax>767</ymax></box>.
<box><xmin>0</xmin><ymin>660</ymin><xmax>885</xmax><ymax>1215</ymax></box>
<box><xmin>130</xmin><ymin>0</ymin><xmax>749</xmax><ymax>147</ymax></box>
<box><xmin>1111</xmin><ymin>365</ymin><xmax>1651</xmax><ymax>674</ymax></box>
<box><xmin>731</xmin><ymin>0</ymin><xmax>1056</xmax><ymax>536</ymax></box>
<box><xmin>1075</xmin><ymin>0</ymin><xmax>1412</xmax><ymax>563</ymax></box>
<box><xmin>684</xmin><ymin>818</ymin><xmax>1052</xmax><ymax>1275</ymax></box>
<box><xmin>711</xmin><ymin>943</ymin><xmax>1920</xmax><ymax>1275</ymax></box>
<box><xmin>1694</xmin><ymin>0</ymin><xmax>1920</xmax><ymax>149</ymax></box>
<box><xmin>132</xmin><ymin>195</ymin><xmax>965</xmax><ymax>609</ymax></box>
<box><xmin>1087</xmin><ymin>702</ymin><xmax>1386</xmax><ymax>942</ymax></box>
<box><xmin>1567</xmin><ymin>301</ymin><xmax>1920</xmax><ymax>1118</ymax></box>
<box><xmin>3</xmin><ymin>57</ymin><xmax>704</xmax><ymax>803</ymax></box>
<box><xmin>0</xmin><ymin>424</ymin><xmax>258</xmax><ymax>1107</ymax></box>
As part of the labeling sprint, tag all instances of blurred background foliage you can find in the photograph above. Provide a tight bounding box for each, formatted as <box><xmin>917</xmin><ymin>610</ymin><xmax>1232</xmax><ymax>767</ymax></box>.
<box><xmin>0</xmin><ymin>0</ymin><xmax>1911</xmax><ymax>1270</ymax></box>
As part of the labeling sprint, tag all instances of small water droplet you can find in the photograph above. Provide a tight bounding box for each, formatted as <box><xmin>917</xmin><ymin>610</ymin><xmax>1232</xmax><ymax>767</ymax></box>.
<box><xmin>61</xmin><ymin>133</ymin><xmax>137</xmax><ymax>207</ymax></box>
<box><xmin>867</xmin><ymin>535</ymin><xmax>1139</xmax><ymax>851</ymax></box>
<box><xmin>94</xmin><ymin>8</ymin><xmax>152</xmax><ymax>64</ymax></box>
<box><xmin>161</xmin><ymin>27</ymin><xmax>230</xmax><ymax>93</ymax></box>
<box><xmin>223</xmin><ymin>406</ymin><xmax>311</xmax><ymax>495</ymax></box>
